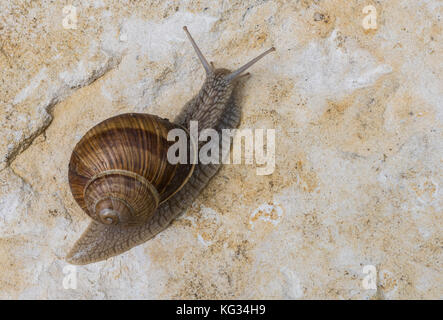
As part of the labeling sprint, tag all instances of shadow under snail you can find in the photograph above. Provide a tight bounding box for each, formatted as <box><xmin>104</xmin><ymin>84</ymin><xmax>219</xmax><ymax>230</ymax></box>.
<box><xmin>66</xmin><ymin>26</ymin><xmax>275</xmax><ymax>265</ymax></box>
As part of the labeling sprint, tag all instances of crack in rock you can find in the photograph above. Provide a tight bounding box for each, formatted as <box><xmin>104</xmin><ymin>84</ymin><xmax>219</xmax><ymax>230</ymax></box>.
<box><xmin>2</xmin><ymin>55</ymin><xmax>122</xmax><ymax>172</ymax></box>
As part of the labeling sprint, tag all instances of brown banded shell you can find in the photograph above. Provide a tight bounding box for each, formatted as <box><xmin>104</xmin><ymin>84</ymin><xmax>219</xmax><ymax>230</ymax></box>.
<box><xmin>68</xmin><ymin>113</ymin><xmax>196</xmax><ymax>226</ymax></box>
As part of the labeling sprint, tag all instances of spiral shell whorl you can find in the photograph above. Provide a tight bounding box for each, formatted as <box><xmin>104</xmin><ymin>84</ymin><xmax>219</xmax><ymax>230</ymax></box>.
<box><xmin>98</xmin><ymin>207</ymin><xmax>122</xmax><ymax>225</ymax></box>
<box><xmin>83</xmin><ymin>170</ymin><xmax>160</xmax><ymax>225</ymax></box>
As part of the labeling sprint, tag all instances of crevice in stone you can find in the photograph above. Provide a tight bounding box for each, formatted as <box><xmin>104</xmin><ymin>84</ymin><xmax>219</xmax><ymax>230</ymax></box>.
<box><xmin>8</xmin><ymin>166</ymin><xmax>35</xmax><ymax>195</ymax></box>
<box><xmin>2</xmin><ymin>54</ymin><xmax>123</xmax><ymax>173</ymax></box>
<box><xmin>4</xmin><ymin>112</ymin><xmax>53</xmax><ymax>170</ymax></box>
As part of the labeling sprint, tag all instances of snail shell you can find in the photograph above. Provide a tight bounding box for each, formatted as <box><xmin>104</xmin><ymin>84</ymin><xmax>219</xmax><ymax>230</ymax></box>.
<box><xmin>68</xmin><ymin>113</ymin><xmax>196</xmax><ymax>226</ymax></box>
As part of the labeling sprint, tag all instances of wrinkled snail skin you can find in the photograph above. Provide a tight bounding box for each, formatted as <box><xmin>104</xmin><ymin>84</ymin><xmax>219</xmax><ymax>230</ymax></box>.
<box><xmin>66</xmin><ymin>27</ymin><xmax>275</xmax><ymax>265</ymax></box>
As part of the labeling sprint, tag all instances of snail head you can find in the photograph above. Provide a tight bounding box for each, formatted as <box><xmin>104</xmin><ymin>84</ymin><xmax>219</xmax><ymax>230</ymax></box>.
<box><xmin>183</xmin><ymin>26</ymin><xmax>275</xmax><ymax>83</ymax></box>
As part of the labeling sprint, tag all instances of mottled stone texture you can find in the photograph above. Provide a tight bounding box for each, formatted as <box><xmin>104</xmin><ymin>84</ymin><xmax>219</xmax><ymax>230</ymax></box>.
<box><xmin>0</xmin><ymin>0</ymin><xmax>441</xmax><ymax>299</ymax></box>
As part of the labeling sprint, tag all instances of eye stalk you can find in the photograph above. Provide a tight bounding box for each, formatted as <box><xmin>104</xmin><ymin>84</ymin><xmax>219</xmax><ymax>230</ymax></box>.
<box><xmin>183</xmin><ymin>26</ymin><xmax>214</xmax><ymax>74</ymax></box>
<box><xmin>183</xmin><ymin>26</ymin><xmax>275</xmax><ymax>82</ymax></box>
<box><xmin>223</xmin><ymin>47</ymin><xmax>275</xmax><ymax>82</ymax></box>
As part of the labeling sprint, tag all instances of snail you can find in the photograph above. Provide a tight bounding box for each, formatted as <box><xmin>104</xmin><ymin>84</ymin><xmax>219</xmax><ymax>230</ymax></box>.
<box><xmin>66</xmin><ymin>26</ymin><xmax>275</xmax><ymax>265</ymax></box>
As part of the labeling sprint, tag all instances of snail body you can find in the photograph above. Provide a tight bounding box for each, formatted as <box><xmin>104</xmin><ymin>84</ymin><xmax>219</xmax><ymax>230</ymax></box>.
<box><xmin>66</xmin><ymin>27</ymin><xmax>274</xmax><ymax>265</ymax></box>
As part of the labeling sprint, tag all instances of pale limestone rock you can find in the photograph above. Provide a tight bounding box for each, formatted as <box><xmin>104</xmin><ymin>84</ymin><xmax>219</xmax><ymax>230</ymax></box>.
<box><xmin>0</xmin><ymin>0</ymin><xmax>441</xmax><ymax>299</ymax></box>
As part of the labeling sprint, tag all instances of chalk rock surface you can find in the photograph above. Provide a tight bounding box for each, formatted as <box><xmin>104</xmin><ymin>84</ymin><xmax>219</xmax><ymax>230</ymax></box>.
<box><xmin>0</xmin><ymin>0</ymin><xmax>441</xmax><ymax>299</ymax></box>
